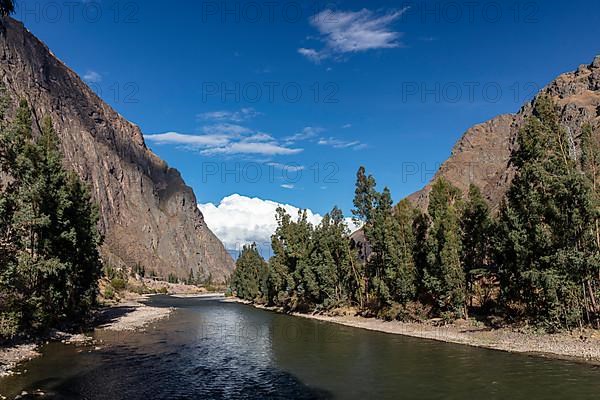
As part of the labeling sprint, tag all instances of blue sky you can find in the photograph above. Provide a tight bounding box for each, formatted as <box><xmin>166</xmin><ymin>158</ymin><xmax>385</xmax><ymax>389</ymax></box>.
<box><xmin>16</xmin><ymin>0</ymin><xmax>600</xmax><ymax>253</ymax></box>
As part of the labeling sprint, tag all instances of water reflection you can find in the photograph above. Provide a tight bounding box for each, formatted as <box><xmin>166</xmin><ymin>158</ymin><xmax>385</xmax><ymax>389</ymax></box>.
<box><xmin>1</xmin><ymin>296</ymin><xmax>600</xmax><ymax>400</ymax></box>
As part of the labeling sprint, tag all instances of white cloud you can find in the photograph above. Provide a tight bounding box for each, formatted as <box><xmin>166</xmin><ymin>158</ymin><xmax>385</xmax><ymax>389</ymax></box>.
<box><xmin>280</xmin><ymin>184</ymin><xmax>295</xmax><ymax>189</ymax></box>
<box><xmin>241</xmin><ymin>132</ymin><xmax>275</xmax><ymax>142</ymax></box>
<box><xmin>298</xmin><ymin>47</ymin><xmax>325</xmax><ymax>64</ymax></box>
<box><xmin>145</xmin><ymin>124</ymin><xmax>302</xmax><ymax>157</ymax></box>
<box><xmin>300</xmin><ymin>8</ymin><xmax>408</xmax><ymax>63</ymax></box>
<box><xmin>83</xmin><ymin>70</ymin><xmax>102</xmax><ymax>83</ymax></box>
<box><xmin>342</xmin><ymin>123</ymin><xmax>353</xmax><ymax>129</ymax></box>
<box><xmin>267</xmin><ymin>162</ymin><xmax>305</xmax><ymax>172</ymax></box>
<box><xmin>144</xmin><ymin>132</ymin><xmax>229</xmax><ymax>147</ymax></box>
<box><xmin>198</xmin><ymin>108</ymin><xmax>262</xmax><ymax>123</ymax></box>
<box><xmin>318</xmin><ymin>137</ymin><xmax>366</xmax><ymax>150</ymax></box>
<box><xmin>198</xmin><ymin>194</ymin><xmax>361</xmax><ymax>254</ymax></box>
<box><xmin>284</xmin><ymin>126</ymin><xmax>324</xmax><ymax>143</ymax></box>
<box><xmin>201</xmin><ymin>141</ymin><xmax>302</xmax><ymax>156</ymax></box>
<box><xmin>201</xmin><ymin>123</ymin><xmax>252</xmax><ymax>136</ymax></box>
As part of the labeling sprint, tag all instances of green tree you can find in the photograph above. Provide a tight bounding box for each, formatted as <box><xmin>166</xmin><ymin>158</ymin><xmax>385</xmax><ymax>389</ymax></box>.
<box><xmin>352</xmin><ymin>167</ymin><xmax>417</xmax><ymax>311</ymax></box>
<box><xmin>580</xmin><ymin>123</ymin><xmax>600</xmax><ymax>322</ymax></box>
<box><xmin>352</xmin><ymin>166</ymin><xmax>376</xmax><ymax>225</ymax></box>
<box><xmin>496</xmin><ymin>96</ymin><xmax>598</xmax><ymax>329</ymax></box>
<box><xmin>302</xmin><ymin>207</ymin><xmax>358</xmax><ymax>309</ymax></box>
<box><xmin>230</xmin><ymin>243</ymin><xmax>269</xmax><ymax>302</ymax></box>
<box><xmin>388</xmin><ymin>200</ymin><xmax>418</xmax><ymax>305</ymax></box>
<box><xmin>461</xmin><ymin>184</ymin><xmax>494</xmax><ymax>308</ymax></box>
<box><xmin>267</xmin><ymin>207</ymin><xmax>313</xmax><ymax>310</ymax></box>
<box><xmin>423</xmin><ymin>177</ymin><xmax>466</xmax><ymax>318</ymax></box>
<box><xmin>365</xmin><ymin>187</ymin><xmax>394</xmax><ymax>307</ymax></box>
<box><xmin>0</xmin><ymin>98</ymin><xmax>102</xmax><ymax>339</ymax></box>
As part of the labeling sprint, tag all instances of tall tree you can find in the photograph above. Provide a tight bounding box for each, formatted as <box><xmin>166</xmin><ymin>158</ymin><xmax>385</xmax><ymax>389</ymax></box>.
<box><xmin>580</xmin><ymin>123</ymin><xmax>600</xmax><ymax>320</ymax></box>
<box><xmin>365</xmin><ymin>187</ymin><xmax>394</xmax><ymax>307</ymax></box>
<box><xmin>388</xmin><ymin>200</ymin><xmax>418</xmax><ymax>305</ymax></box>
<box><xmin>461</xmin><ymin>184</ymin><xmax>494</xmax><ymax>307</ymax></box>
<box><xmin>0</xmin><ymin>98</ymin><xmax>102</xmax><ymax>339</ymax></box>
<box><xmin>423</xmin><ymin>177</ymin><xmax>466</xmax><ymax>318</ymax></box>
<box><xmin>230</xmin><ymin>243</ymin><xmax>268</xmax><ymax>302</ymax></box>
<box><xmin>302</xmin><ymin>207</ymin><xmax>357</xmax><ymax>309</ymax></box>
<box><xmin>352</xmin><ymin>166</ymin><xmax>376</xmax><ymax>225</ymax></box>
<box><xmin>268</xmin><ymin>207</ymin><xmax>313</xmax><ymax>310</ymax></box>
<box><xmin>496</xmin><ymin>96</ymin><xmax>598</xmax><ymax>329</ymax></box>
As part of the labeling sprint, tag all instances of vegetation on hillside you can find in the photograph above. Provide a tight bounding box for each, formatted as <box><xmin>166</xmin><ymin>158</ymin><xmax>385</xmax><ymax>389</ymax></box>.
<box><xmin>230</xmin><ymin>96</ymin><xmax>600</xmax><ymax>331</ymax></box>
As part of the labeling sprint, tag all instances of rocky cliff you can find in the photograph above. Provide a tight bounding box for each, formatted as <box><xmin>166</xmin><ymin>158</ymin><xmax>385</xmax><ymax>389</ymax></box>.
<box><xmin>409</xmin><ymin>55</ymin><xmax>600</xmax><ymax>210</ymax></box>
<box><xmin>0</xmin><ymin>17</ymin><xmax>234</xmax><ymax>282</ymax></box>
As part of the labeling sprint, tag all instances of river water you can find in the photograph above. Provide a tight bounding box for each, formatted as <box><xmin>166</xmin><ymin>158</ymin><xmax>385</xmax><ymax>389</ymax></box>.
<box><xmin>1</xmin><ymin>295</ymin><xmax>600</xmax><ymax>399</ymax></box>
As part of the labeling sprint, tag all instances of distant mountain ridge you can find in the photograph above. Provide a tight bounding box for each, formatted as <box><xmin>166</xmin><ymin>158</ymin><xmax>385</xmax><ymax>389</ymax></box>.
<box><xmin>0</xmin><ymin>17</ymin><xmax>234</xmax><ymax>281</ymax></box>
<box><xmin>408</xmin><ymin>55</ymin><xmax>600</xmax><ymax>209</ymax></box>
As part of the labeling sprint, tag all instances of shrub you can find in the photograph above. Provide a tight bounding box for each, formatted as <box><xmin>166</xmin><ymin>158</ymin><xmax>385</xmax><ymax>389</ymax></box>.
<box><xmin>110</xmin><ymin>278</ymin><xmax>127</xmax><ymax>291</ymax></box>
<box><xmin>104</xmin><ymin>286</ymin><xmax>115</xmax><ymax>300</ymax></box>
<box><xmin>0</xmin><ymin>311</ymin><xmax>21</xmax><ymax>341</ymax></box>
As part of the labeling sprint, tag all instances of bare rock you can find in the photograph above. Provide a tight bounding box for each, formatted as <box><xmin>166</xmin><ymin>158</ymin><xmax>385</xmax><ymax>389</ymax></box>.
<box><xmin>408</xmin><ymin>55</ymin><xmax>600</xmax><ymax>210</ymax></box>
<box><xmin>0</xmin><ymin>17</ymin><xmax>234</xmax><ymax>281</ymax></box>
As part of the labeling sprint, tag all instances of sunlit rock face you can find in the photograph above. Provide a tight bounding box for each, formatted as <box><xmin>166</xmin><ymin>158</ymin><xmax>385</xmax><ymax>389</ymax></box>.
<box><xmin>408</xmin><ymin>55</ymin><xmax>600</xmax><ymax>210</ymax></box>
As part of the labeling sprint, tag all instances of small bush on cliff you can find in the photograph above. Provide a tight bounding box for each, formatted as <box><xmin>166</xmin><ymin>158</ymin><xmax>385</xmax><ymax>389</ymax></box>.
<box><xmin>110</xmin><ymin>278</ymin><xmax>127</xmax><ymax>291</ymax></box>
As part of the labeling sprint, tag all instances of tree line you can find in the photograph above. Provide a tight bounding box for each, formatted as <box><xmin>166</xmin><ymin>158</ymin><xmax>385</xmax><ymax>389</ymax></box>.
<box><xmin>0</xmin><ymin>88</ymin><xmax>102</xmax><ymax>342</ymax></box>
<box><xmin>230</xmin><ymin>96</ymin><xmax>600</xmax><ymax>331</ymax></box>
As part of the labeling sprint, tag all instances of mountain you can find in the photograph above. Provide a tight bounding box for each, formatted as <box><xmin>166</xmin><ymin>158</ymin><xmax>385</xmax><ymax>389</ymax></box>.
<box><xmin>0</xmin><ymin>17</ymin><xmax>234</xmax><ymax>282</ymax></box>
<box><xmin>408</xmin><ymin>55</ymin><xmax>600</xmax><ymax>209</ymax></box>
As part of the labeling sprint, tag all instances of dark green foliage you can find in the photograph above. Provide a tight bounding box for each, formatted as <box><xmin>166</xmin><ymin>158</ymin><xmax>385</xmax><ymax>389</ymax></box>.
<box><xmin>353</xmin><ymin>169</ymin><xmax>418</xmax><ymax>313</ymax></box>
<box><xmin>496</xmin><ymin>96</ymin><xmax>599</xmax><ymax>329</ymax></box>
<box><xmin>230</xmin><ymin>243</ymin><xmax>269</xmax><ymax>302</ymax></box>
<box><xmin>352</xmin><ymin>166</ymin><xmax>377</xmax><ymax>224</ymax></box>
<box><xmin>0</xmin><ymin>0</ymin><xmax>14</xmax><ymax>17</ymax></box>
<box><xmin>302</xmin><ymin>207</ymin><xmax>358</xmax><ymax>309</ymax></box>
<box><xmin>0</xmin><ymin>96</ymin><xmax>102</xmax><ymax>341</ymax></box>
<box><xmin>267</xmin><ymin>207</ymin><xmax>312</xmax><ymax>309</ymax></box>
<box><xmin>461</xmin><ymin>184</ymin><xmax>494</xmax><ymax>308</ymax></box>
<box><xmin>132</xmin><ymin>263</ymin><xmax>146</xmax><ymax>278</ymax></box>
<box><xmin>229</xmin><ymin>102</ymin><xmax>599</xmax><ymax>332</ymax></box>
<box><xmin>167</xmin><ymin>273</ymin><xmax>178</xmax><ymax>284</ymax></box>
<box><xmin>423</xmin><ymin>177</ymin><xmax>466</xmax><ymax>318</ymax></box>
<box><xmin>227</xmin><ymin>206</ymin><xmax>361</xmax><ymax>312</ymax></box>
<box><xmin>390</xmin><ymin>200</ymin><xmax>418</xmax><ymax>304</ymax></box>
<box><xmin>110</xmin><ymin>277</ymin><xmax>127</xmax><ymax>291</ymax></box>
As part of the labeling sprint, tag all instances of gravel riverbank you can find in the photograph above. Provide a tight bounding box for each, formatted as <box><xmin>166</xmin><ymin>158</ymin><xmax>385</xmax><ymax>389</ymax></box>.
<box><xmin>224</xmin><ymin>298</ymin><xmax>600</xmax><ymax>365</ymax></box>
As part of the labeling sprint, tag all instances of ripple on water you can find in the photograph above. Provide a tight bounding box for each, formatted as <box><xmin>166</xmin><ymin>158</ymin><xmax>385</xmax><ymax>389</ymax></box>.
<box><xmin>1</xmin><ymin>297</ymin><xmax>600</xmax><ymax>400</ymax></box>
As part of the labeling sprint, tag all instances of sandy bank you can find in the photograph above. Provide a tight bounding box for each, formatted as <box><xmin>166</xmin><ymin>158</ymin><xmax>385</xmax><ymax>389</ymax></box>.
<box><xmin>225</xmin><ymin>298</ymin><xmax>600</xmax><ymax>365</ymax></box>
<box><xmin>96</xmin><ymin>298</ymin><xmax>173</xmax><ymax>332</ymax></box>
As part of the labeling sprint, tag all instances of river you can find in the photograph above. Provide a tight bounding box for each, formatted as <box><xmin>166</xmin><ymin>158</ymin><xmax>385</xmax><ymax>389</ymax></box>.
<box><xmin>1</xmin><ymin>295</ymin><xmax>600</xmax><ymax>399</ymax></box>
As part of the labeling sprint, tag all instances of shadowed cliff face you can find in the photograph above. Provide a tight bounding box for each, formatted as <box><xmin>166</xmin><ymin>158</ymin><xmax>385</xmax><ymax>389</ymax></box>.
<box><xmin>0</xmin><ymin>17</ymin><xmax>234</xmax><ymax>281</ymax></box>
<box><xmin>408</xmin><ymin>55</ymin><xmax>600</xmax><ymax>210</ymax></box>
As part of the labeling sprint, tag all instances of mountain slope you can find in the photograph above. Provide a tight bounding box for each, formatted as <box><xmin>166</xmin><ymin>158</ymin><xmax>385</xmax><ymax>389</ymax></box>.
<box><xmin>0</xmin><ymin>17</ymin><xmax>234</xmax><ymax>281</ymax></box>
<box><xmin>409</xmin><ymin>55</ymin><xmax>600</xmax><ymax>209</ymax></box>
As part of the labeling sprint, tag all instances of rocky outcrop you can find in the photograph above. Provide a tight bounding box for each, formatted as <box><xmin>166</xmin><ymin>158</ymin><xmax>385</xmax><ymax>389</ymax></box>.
<box><xmin>0</xmin><ymin>17</ymin><xmax>234</xmax><ymax>281</ymax></box>
<box><xmin>409</xmin><ymin>55</ymin><xmax>600</xmax><ymax>210</ymax></box>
